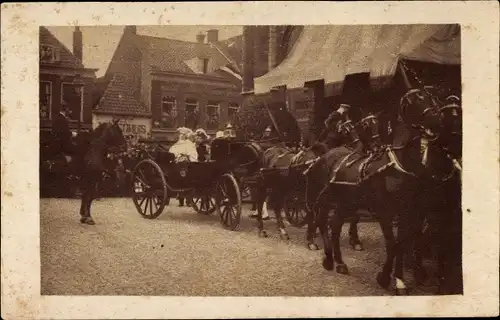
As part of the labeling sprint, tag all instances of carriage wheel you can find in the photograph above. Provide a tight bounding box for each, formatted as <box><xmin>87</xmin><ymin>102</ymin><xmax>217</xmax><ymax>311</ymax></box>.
<box><xmin>215</xmin><ymin>173</ymin><xmax>242</xmax><ymax>231</ymax></box>
<box><xmin>284</xmin><ymin>190</ymin><xmax>309</xmax><ymax>228</ymax></box>
<box><xmin>191</xmin><ymin>192</ymin><xmax>216</xmax><ymax>215</ymax></box>
<box><xmin>132</xmin><ymin>159</ymin><xmax>169</xmax><ymax>219</ymax></box>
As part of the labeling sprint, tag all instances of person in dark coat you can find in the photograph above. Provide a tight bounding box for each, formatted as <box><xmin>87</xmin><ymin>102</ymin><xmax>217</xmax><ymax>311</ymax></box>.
<box><xmin>52</xmin><ymin>105</ymin><xmax>74</xmax><ymax>162</ymax></box>
<box><xmin>318</xmin><ymin>103</ymin><xmax>351</xmax><ymax>149</ymax></box>
<box><xmin>194</xmin><ymin>128</ymin><xmax>210</xmax><ymax>162</ymax></box>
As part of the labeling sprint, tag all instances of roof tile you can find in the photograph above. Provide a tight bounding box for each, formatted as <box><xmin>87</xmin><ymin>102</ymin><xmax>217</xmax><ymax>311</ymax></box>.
<box><xmin>95</xmin><ymin>73</ymin><xmax>149</xmax><ymax>116</ymax></box>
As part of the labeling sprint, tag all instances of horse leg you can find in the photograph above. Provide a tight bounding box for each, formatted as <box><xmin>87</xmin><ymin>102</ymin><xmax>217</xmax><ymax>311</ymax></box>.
<box><xmin>256</xmin><ymin>183</ymin><xmax>268</xmax><ymax>238</ymax></box>
<box><xmin>79</xmin><ymin>176</ymin><xmax>95</xmax><ymax>225</ymax></box>
<box><xmin>274</xmin><ymin>192</ymin><xmax>289</xmax><ymax>240</ymax></box>
<box><xmin>376</xmin><ymin>214</ymin><xmax>397</xmax><ymax>290</ymax></box>
<box><xmin>393</xmin><ymin>211</ymin><xmax>411</xmax><ymax>296</ymax></box>
<box><xmin>331</xmin><ymin>207</ymin><xmax>349</xmax><ymax>274</ymax></box>
<box><xmin>318</xmin><ymin>208</ymin><xmax>334</xmax><ymax>271</ymax></box>
<box><xmin>348</xmin><ymin>213</ymin><xmax>364</xmax><ymax>251</ymax></box>
<box><xmin>413</xmin><ymin>213</ymin><xmax>429</xmax><ymax>286</ymax></box>
<box><xmin>306</xmin><ymin>209</ymin><xmax>320</xmax><ymax>250</ymax></box>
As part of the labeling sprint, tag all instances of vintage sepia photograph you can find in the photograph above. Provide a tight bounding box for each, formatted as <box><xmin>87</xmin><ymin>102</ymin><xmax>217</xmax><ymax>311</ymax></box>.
<box><xmin>39</xmin><ymin>24</ymin><xmax>463</xmax><ymax>297</ymax></box>
<box><xmin>2</xmin><ymin>1</ymin><xmax>499</xmax><ymax>319</ymax></box>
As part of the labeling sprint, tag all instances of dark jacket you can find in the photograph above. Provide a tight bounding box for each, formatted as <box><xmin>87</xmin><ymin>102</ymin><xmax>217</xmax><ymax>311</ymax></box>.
<box><xmin>52</xmin><ymin>112</ymin><xmax>73</xmax><ymax>155</ymax></box>
<box><xmin>317</xmin><ymin>111</ymin><xmax>345</xmax><ymax>149</ymax></box>
<box><xmin>197</xmin><ymin>144</ymin><xmax>209</xmax><ymax>162</ymax></box>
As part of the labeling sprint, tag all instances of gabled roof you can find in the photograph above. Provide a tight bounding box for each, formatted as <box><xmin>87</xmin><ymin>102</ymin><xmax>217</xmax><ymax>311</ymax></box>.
<box><xmin>39</xmin><ymin>26</ymin><xmax>84</xmax><ymax>69</ymax></box>
<box><xmin>215</xmin><ymin>35</ymin><xmax>243</xmax><ymax>74</ymax></box>
<box><xmin>94</xmin><ymin>73</ymin><xmax>149</xmax><ymax>116</ymax></box>
<box><xmin>132</xmin><ymin>34</ymin><xmax>237</xmax><ymax>78</ymax></box>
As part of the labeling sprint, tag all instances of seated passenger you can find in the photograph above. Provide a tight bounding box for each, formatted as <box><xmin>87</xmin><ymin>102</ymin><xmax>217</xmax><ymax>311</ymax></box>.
<box><xmin>194</xmin><ymin>128</ymin><xmax>210</xmax><ymax>162</ymax></box>
<box><xmin>169</xmin><ymin>127</ymin><xmax>198</xmax><ymax>162</ymax></box>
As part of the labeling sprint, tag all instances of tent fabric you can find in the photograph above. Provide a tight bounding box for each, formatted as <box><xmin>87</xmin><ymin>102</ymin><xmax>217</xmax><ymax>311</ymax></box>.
<box><xmin>254</xmin><ymin>24</ymin><xmax>460</xmax><ymax>94</ymax></box>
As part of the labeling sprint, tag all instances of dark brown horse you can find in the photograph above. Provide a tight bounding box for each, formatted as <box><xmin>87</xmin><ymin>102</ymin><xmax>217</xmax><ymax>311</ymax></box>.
<box><xmin>308</xmin><ymin>88</ymin><xmax>445</xmax><ymax>295</ymax></box>
<box><xmin>302</xmin><ymin>106</ymin><xmax>385</xmax><ymax>251</ymax></box>
<box><xmin>77</xmin><ymin>121</ymin><xmax>127</xmax><ymax>225</ymax></box>
<box><xmin>411</xmin><ymin>91</ymin><xmax>463</xmax><ymax>294</ymax></box>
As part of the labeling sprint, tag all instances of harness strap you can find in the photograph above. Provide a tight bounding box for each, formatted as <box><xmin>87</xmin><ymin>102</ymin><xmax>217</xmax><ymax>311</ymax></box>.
<box><xmin>329</xmin><ymin>152</ymin><xmax>356</xmax><ymax>183</ymax></box>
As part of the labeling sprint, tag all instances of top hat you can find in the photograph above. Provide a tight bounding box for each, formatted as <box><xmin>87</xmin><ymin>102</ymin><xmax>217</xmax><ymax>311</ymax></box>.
<box><xmin>339</xmin><ymin>72</ymin><xmax>371</xmax><ymax>105</ymax></box>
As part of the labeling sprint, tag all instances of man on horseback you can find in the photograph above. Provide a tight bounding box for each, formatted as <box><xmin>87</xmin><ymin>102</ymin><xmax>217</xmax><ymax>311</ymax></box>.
<box><xmin>52</xmin><ymin>104</ymin><xmax>75</xmax><ymax>163</ymax></box>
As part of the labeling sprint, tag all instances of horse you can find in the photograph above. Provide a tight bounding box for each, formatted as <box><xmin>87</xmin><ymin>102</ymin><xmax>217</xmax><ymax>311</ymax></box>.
<box><xmin>77</xmin><ymin>121</ymin><xmax>127</xmax><ymax>225</ymax></box>
<box><xmin>410</xmin><ymin>91</ymin><xmax>463</xmax><ymax>294</ymax></box>
<box><xmin>301</xmin><ymin>105</ymin><xmax>385</xmax><ymax>251</ymax></box>
<box><xmin>307</xmin><ymin>87</ymin><xmax>445</xmax><ymax>295</ymax></box>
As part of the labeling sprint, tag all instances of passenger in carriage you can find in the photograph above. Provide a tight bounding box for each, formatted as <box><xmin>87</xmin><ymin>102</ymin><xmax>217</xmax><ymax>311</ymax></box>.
<box><xmin>194</xmin><ymin>128</ymin><xmax>211</xmax><ymax>162</ymax></box>
<box><xmin>169</xmin><ymin>127</ymin><xmax>199</xmax><ymax>162</ymax></box>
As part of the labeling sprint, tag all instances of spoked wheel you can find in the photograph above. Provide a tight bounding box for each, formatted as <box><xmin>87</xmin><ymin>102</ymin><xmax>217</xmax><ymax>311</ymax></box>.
<box><xmin>191</xmin><ymin>191</ymin><xmax>216</xmax><ymax>215</ymax></box>
<box><xmin>132</xmin><ymin>159</ymin><xmax>169</xmax><ymax>219</ymax></box>
<box><xmin>284</xmin><ymin>190</ymin><xmax>309</xmax><ymax>228</ymax></box>
<box><xmin>215</xmin><ymin>173</ymin><xmax>242</xmax><ymax>231</ymax></box>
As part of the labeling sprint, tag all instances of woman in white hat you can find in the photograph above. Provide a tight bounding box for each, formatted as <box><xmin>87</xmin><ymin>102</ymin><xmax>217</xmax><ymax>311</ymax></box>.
<box><xmin>169</xmin><ymin>127</ymin><xmax>198</xmax><ymax>162</ymax></box>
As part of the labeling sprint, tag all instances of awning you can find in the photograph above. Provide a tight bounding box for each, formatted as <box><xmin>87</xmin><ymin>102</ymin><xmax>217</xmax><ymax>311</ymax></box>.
<box><xmin>254</xmin><ymin>24</ymin><xmax>460</xmax><ymax>94</ymax></box>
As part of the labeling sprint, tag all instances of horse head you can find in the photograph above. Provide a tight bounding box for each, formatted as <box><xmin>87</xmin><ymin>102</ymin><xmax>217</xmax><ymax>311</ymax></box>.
<box><xmin>399</xmin><ymin>87</ymin><xmax>442</xmax><ymax>139</ymax></box>
<box><xmin>355</xmin><ymin>111</ymin><xmax>384</xmax><ymax>153</ymax></box>
<box><xmin>437</xmin><ymin>94</ymin><xmax>462</xmax><ymax>163</ymax></box>
<box><xmin>108</xmin><ymin>119</ymin><xmax>127</xmax><ymax>152</ymax></box>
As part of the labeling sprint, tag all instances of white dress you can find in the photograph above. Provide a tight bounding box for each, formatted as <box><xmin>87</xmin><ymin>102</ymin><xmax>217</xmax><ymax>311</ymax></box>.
<box><xmin>169</xmin><ymin>140</ymin><xmax>199</xmax><ymax>162</ymax></box>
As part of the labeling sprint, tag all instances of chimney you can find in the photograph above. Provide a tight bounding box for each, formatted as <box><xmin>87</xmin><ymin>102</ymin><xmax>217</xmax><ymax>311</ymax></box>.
<box><xmin>268</xmin><ymin>26</ymin><xmax>278</xmax><ymax>70</ymax></box>
<box><xmin>124</xmin><ymin>25</ymin><xmax>137</xmax><ymax>35</ymax></box>
<box><xmin>242</xmin><ymin>26</ymin><xmax>254</xmax><ymax>93</ymax></box>
<box><xmin>73</xmin><ymin>26</ymin><xmax>83</xmax><ymax>62</ymax></box>
<box><xmin>206</xmin><ymin>29</ymin><xmax>219</xmax><ymax>43</ymax></box>
<box><xmin>196</xmin><ymin>33</ymin><xmax>205</xmax><ymax>43</ymax></box>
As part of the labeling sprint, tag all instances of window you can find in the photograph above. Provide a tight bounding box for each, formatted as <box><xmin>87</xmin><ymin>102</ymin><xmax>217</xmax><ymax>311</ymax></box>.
<box><xmin>40</xmin><ymin>44</ymin><xmax>60</xmax><ymax>64</ymax></box>
<box><xmin>185</xmin><ymin>98</ymin><xmax>199</xmax><ymax>130</ymax></box>
<box><xmin>206</xmin><ymin>101</ymin><xmax>220</xmax><ymax>130</ymax></box>
<box><xmin>228</xmin><ymin>102</ymin><xmax>239</xmax><ymax>124</ymax></box>
<box><xmin>61</xmin><ymin>83</ymin><xmax>84</xmax><ymax>122</ymax></box>
<box><xmin>160</xmin><ymin>96</ymin><xmax>177</xmax><ymax>128</ymax></box>
<box><xmin>39</xmin><ymin>81</ymin><xmax>52</xmax><ymax>120</ymax></box>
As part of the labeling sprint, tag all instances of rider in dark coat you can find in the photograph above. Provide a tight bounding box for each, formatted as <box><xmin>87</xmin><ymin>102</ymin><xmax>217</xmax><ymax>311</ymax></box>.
<box><xmin>318</xmin><ymin>103</ymin><xmax>351</xmax><ymax>149</ymax></box>
<box><xmin>52</xmin><ymin>105</ymin><xmax>74</xmax><ymax>160</ymax></box>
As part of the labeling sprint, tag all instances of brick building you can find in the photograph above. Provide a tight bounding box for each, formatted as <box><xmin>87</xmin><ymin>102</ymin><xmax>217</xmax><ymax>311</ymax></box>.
<box><xmin>94</xmin><ymin>26</ymin><xmax>243</xmax><ymax>142</ymax></box>
<box><xmin>39</xmin><ymin>26</ymin><xmax>98</xmax><ymax>144</ymax></box>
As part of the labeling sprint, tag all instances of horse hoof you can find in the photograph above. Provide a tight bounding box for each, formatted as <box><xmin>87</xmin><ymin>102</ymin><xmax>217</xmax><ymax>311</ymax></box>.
<box><xmin>395</xmin><ymin>288</ymin><xmax>410</xmax><ymax>296</ymax></box>
<box><xmin>280</xmin><ymin>234</ymin><xmax>290</xmax><ymax>241</ymax></box>
<box><xmin>80</xmin><ymin>217</ymin><xmax>95</xmax><ymax>225</ymax></box>
<box><xmin>322</xmin><ymin>257</ymin><xmax>334</xmax><ymax>271</ymax></box>
<box><xmin>308</xmin><ymin>243</ymin><xmax>320</xmax><ymax>251</ymax></box>
<box><xmin>414</xmin><ymin>268</ymin><xmax>429</xmax><ymax>285</ymax></box>
<box><xmin>336</xmin><ymin>264</ymin><xmax>349</xmax><ymax>275</ymax></box>
<box><xmin>259</xmin><ymin>230</ymin><xmax>268</xmax><ymax>238</ymax></box>
<box><xmin>376</xmin><ymin>272</ymin><xmax>391</xmax><ymax>289</ymax></box>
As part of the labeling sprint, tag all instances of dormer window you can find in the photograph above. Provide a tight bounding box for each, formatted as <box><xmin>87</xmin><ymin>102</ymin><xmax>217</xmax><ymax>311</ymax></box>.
<box><xmin>40</xmin><ymin>44</ymin><xmax>61</xmax><ymax>63</ymax></box>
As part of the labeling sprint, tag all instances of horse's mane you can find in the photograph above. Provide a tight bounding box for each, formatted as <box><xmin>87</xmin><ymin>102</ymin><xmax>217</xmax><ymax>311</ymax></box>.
<box><xmin>91</xmin><ymin>122</ymin><xmax>110</xmax><ymax>139</ymax></box>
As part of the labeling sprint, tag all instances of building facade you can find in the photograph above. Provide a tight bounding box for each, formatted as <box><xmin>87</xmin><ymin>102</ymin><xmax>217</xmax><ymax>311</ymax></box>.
<box><xmin>94</xmin><ymin>26</ymin><xmax>243</xmax><ymax>142</ymax></box>
<box><xmin>39</xmin><ymin>26</ymin><xmax>97</xmax><ymax>144</ymax></box>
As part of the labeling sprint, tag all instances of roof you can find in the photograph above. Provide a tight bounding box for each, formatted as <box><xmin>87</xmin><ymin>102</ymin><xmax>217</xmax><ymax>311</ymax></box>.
<box><xmin>254</xmin><ymin>24</ymin><xmax>460</xmax><ymax>94</ymax></box>
<box><xmin>215</xmin><ymin>35</ymin><xmax>243</xmax><ymax>74</ymax></box>
<box><xmin>132</xmin><ymin>34</ymin><xmax>238</xmax><ymax>77</ymax></box>
<box><xmin>39</xmin><ymin>26</ymin><xmax>84</xmax><ymax>69</ymax></box>
<box><xmin>93</xmin><ymin>73</ymin><xmax>149</xmax><ymax>116</ymax></box>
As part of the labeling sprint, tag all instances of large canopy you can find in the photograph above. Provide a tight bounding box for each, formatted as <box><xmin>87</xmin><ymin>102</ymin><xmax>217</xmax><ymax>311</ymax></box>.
<box><xmin>254</xmin><ymin>24</ymin><xmax>460</xmax><ymax>94</ymax></box>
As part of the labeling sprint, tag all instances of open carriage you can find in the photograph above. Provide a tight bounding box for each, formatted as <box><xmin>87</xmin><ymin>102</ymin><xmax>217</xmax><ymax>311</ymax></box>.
<box><xmin>131</xmin><ymin>138</ymin><xmax>242</xmax><ymax>230</ymax></box>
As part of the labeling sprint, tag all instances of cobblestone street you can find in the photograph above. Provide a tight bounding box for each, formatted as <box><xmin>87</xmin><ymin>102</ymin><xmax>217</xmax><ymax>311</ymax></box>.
<box><xmin>40</xmin><ymin>198</ymin><xmax>438</xmax><ymax>296</ymax></box>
